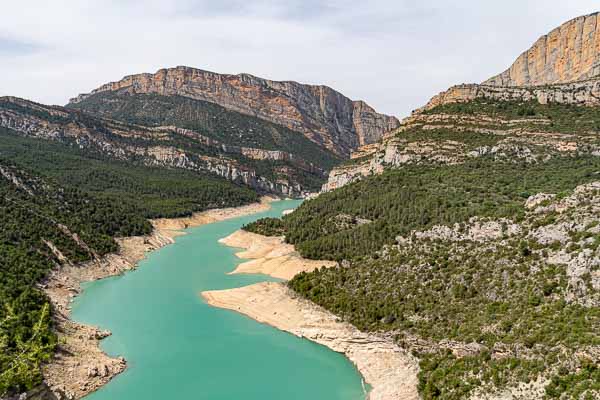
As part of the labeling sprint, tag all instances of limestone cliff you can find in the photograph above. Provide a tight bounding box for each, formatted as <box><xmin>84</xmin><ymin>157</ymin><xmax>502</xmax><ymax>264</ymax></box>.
<box><xmin>69</xmin><ymin>66</ymin><xmax>399</xmax><ymax>157</ymax></box>
<box><xmin>322</xmin><ymin>11</ymin><xmax>600</xmax><ymax>193</ymax></box>
<box><xmin>418</xmin><ymin>78</ymin><xmax>600</xmax><ymax>112</ymax></box>
<box><xmin>322</xmin><ymin>83</ymin><xmax>600</xmax><ymax>192</ymax></box>
<box><xmin>485</xmin><ymin>12</ymin><xmax>600</xmax><ymax>86</ymax></box>
<box><xmin>0</xmin><ymin>97</ymin><xmax>314</xmax><ymax>196</ymax></box>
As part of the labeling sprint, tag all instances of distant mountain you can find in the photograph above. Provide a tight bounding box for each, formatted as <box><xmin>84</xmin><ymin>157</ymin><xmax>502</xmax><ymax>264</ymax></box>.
<box><xmin>0</xmin><ymin>96</ymin><xmax>333</xmax><ymax>196</ymax></box>
<box><xmin>323</xmin><ymin>12</ymin><xmax>600</xmax><ymax>192</ymax></box>
<box><xmin>485</xmin><ymin>12</ymin><xmax>600</xmax><ymax>86</ymax></box>
<box><xmin>68</xmin><ymin>66</ymin><xmax>399</xmax><ymax>157</ymax></box>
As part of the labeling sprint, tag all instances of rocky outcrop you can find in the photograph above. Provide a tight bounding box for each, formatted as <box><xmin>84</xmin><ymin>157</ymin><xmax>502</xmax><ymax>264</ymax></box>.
<box><xmin>321</xmin><ymin>158</ymin><xmax>384</xmax><ymax>192</ymax></box>
<box><xmin>69</xmin><ymin>66</ymin><xmax>399</xmax><ymax>157</ymax></box>
<box><xmin>171</xmin><ymin>127</ymin><xmax>323</xmax><ymax>174</ymax></box>
<box><xmin>418</xmin><ymin>79</ymin><xmax>600</xmax><ymax>112</ymax></box>
<box><xmin>322</xmin><ymin>83</ymin><xmax>600</xmax><ymax>193</ymax></box>
<box><xmin>415</xmin><ymin>13</ymin><xmax>600</xmax><ymax>112</ymax></box>
<box><xmin>321</xmin><ymin>12</ymin><xmax>600</xmax><ymax>193</ymax></box>
<box><xmin>485</xmin><ymin>12</ymin><xmax>600</xmax><ymax>86</ymax></box>
<box><xmin>0</xmin><ymin>97</ymin><xmax>310</xmax><ymax>197</ymax></box>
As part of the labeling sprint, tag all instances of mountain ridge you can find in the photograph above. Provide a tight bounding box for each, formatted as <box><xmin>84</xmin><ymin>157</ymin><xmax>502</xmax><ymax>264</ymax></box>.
<box><xmin>68</xmin><ymin>66</ymin><xmax>400</xmax><ymax>157</ymax></box>
<box><xmin>0</xmin><ymin>96</ymin><xmax>328</xmax><ymax>197</ymax></box>
<box><xmin>263</xmin><ymin>12</ymin><xmax>600</xmax><ymax>399</ymax></box>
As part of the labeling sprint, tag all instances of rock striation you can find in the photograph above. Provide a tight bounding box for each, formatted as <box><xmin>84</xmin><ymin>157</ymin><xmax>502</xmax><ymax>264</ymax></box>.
<box><xmin>322</xmin><ymin>12</ymin><xmax>600</xmax><ymax>193</ymax></box>
<box><xmin>418</xmin><ymin>79</ymin><xmax>600</xmax><ymax>112</ymax></box>
<box><xmin>322</xmin><ymin>92</ymin><xmax>600</xmax><ymax>192</ymax></box>
<box><xmin>485</xmin><ymin>12</ymin><xmax>600</xmax><ymax>86</ymax></box>
<box><xmin>69</xmin><ymin>66</ymin><xmax>399</xmax><ymax>157</ymax></box>
<box><xmin>0</xmin><ymin>97</ymin><xmax>312</xmax><ymax>197</ymax></box>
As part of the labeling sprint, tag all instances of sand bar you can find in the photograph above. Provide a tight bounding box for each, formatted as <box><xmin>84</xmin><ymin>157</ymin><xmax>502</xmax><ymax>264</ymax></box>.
<box><xmin>220</xmin><ymin>229</ymin><xmax>336</xmax><ymax>280</ymax></box>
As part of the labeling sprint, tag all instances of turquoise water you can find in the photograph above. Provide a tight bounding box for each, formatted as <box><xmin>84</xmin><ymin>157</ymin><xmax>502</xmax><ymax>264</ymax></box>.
<box><xmin>71</xmin><ymin>200</ymin><xmax>366</xmax><ymax>400</ymax></box>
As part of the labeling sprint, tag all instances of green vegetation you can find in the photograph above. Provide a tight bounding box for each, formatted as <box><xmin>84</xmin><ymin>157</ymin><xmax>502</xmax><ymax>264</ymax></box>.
<box><xmin>289</xmin><ymin>238</ymin><xmax>599</xmax><ymax>345</ymax></box>
<box><xmin>0</xmin><ymin>92</ymin><xmax>338</xmax><ymax>395</ymax></box>
<box><xmin>246</xmin><ymin>154</ymin><xmax>600</xmax><ymax>398</ymax></box>
<box><xmin>0</xmin><ymin>125</ymin><xmax>262</xmax><ymax>395</ymax></box>
<box><xmin>545</xmin><ymin>361</ymin><xmax>600</xmax><ymax>399</ymax></box>
<box><xmin>0</xmin><ymin>160</ymin><xmax>154</xmax><ymax>395</ymax></box>
<box><xmin>418</xmin><ymin>352</ymin><xmax>545</xmax><ymax>400</ymax></box>
<box><xmin>246</xmin><ymin>157</ymin><xmax>600</xmax><ymax>261</ymax></box>
<box><xmin>400</xmin><ymin>127</ymin><xmax>501</xmax><ymax>147</ymax></box>
<box><xmin>0</xmin><ymin>127</ymin><xmax>258</xmax><ymax>218</ymax></box>
<box><xmin>68</xmin><ymin>92</ymin><xmax>341</xmax><ymax>171</ymax></box>
<box><xmin>426</xmin><ymin>98</ymin><xmax>600</xmax><ymax>135</ymax></box>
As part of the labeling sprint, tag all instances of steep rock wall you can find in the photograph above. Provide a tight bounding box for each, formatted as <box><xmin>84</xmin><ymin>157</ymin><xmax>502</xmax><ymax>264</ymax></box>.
<box><xmin>70</xmin><ymin>66</ymin><xmax>399</xmax><ymax>157</ymax></box>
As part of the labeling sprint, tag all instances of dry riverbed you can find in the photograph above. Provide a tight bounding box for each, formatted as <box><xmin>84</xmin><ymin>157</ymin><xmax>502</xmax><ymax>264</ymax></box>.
<box><xmin>203</xmin><ymin>230</ymin><xmax>420</xmax><ymax>400</ymax></box>
<box><xmin>41</xmin><ymin>197</ymin><xmax>275</xmax><ymax>400</ymax></box>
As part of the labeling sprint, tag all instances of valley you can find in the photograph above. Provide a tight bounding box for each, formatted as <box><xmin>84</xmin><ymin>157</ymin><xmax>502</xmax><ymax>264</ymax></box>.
<box><xmin>2</xmin><ymin>9</ymin><xmax>600</xmax><ymax>400</ymax></box>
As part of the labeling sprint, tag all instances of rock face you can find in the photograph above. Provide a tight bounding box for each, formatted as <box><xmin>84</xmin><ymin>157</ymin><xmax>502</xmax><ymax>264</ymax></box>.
<box><xmin>69</xmin><ymin>66</ymin><xmax>399</xmax><ymax>157</ymax></box>
<box><xmin>485</xmin><ymin>12</ymin><xmax>600</xmax><ymax>86</ymax></box>
<box><xmin>321</xmin><ymin>12</ymin><xmax>600</xmax><ymax>193</ymax></box>
<box><xmin>0</xmin><ymin>97</ymin><xmax>314</xmax><ymax>197</ymax></box>
<box><xmin>419</xmin><ymin>79</ymin><xmax>600</xmax><ymax>112</ymax></box>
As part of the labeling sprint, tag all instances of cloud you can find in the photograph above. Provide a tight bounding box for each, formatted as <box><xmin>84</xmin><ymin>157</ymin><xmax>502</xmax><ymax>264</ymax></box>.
<box><xmin>0</xmin><ymin>36</ymin><xmax>42</xmax><ymax>56</ymax></box>
<box><xmin>0</xmin><ymin>1</ymin><xmax>598</xmax><ymax>116</ymax></box>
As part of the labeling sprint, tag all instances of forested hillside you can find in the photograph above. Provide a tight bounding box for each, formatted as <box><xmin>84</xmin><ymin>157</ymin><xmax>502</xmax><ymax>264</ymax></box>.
<box><xmin>1</xmin><ymin>96</ymin><xmax>335</xmax><ymax>196</ymax></box>
<box><xmin>0</xmin><ymin>124</ymin><xmax>261</xmax><ymax>396</ymax></box>
<box><xmin>244</xmin><ymin>97</ymin><xmax>600</xmax><ymax>399</ymax></box>
<box><xmin>0</xmin><ymin>161</ymin><xmax>150</xmax><ymax>394</ymax></box>
<box><xmin>246</xmin><ymin>157</ymin><xmax>600</xmax><ymax>261</ymax></box>
<box><xmin>0</xmin><ymin>127</ymin><xmax>258</xmax><ymax>218</ymax></box>
<box><xmin>67</xmin><ymin>92</ymin><xmax>341</xmax><ymax>171</ymax></box>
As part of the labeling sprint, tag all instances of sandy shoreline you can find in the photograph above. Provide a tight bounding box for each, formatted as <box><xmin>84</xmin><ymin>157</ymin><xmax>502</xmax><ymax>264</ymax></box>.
<box><xmin>203</xmin><ymin>230</ymin><xmax>420</xmax><ymax>400</ymax></box>
<box><xmin>152</xmin><ymin>196</ymin><xmax>275</xmax><ymax>238</ymax></box>
<box><xmin>41</xmin><ymin>197</ymin><xmax>275</xmax><ymax>400</ymax></box>
<box><xmin>219</xmin><ymin>230</ymin><xmax>336</xmax><ymax>280</ymax></box>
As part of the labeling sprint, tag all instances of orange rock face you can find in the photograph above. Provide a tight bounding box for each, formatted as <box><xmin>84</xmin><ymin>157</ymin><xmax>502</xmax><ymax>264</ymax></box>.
<box><xmin>70</xmin><ymin>67</ymin><xmax>399</xmax><ymax>157</ymax></box>
<box><xmin>485</xmin><ymin>12</ymin><xmax>600</xmax><ymax>86</ymax></box>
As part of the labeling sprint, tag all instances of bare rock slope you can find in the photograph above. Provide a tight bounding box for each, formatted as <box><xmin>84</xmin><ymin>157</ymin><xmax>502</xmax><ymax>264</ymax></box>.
<box><xmin>485</xmin><ymin>12</ymin><xmax>600</xmax><ymax>86</ymax></box>
<box><xmin>69</xmin><ymin>66</ymin><xmax>399</xmax><ymax>157</ymax></box>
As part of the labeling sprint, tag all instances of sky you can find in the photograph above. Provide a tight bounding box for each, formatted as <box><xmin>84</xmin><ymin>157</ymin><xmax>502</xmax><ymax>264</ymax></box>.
<box><xmin>0</xmin><ymin>1</ymin><xmax>598</xmax><ymax>117</ymax></box>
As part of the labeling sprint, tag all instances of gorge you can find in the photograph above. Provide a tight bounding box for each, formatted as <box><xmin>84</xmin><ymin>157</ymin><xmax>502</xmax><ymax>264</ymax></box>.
<box><xmin>2</xmin><ymin>9</ymin><xmax>600</xmax><ymax>400</ymax></box>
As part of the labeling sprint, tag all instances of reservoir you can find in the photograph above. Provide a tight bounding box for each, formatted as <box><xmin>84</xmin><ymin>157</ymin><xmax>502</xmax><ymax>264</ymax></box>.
<box><xmin>71</xmin><ymin>200</ymin><xmax>365</xmax><ymax>400</ymax></box>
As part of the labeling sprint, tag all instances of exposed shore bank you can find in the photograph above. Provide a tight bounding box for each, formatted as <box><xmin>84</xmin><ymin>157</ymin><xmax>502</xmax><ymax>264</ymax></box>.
<box><xmin>41</xmin><ymin>197</ymin><xmax>275</xmax><ymax>400</ymax></box>
<box><xmin>202</xmin><ymin>230</ymin><xmax>420</xmax><ymax>400</ymax></box>
<box><xmin>219</xmin><ymin>229</ymin><xmax>337</xmax><ymax>280</ymax></box>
